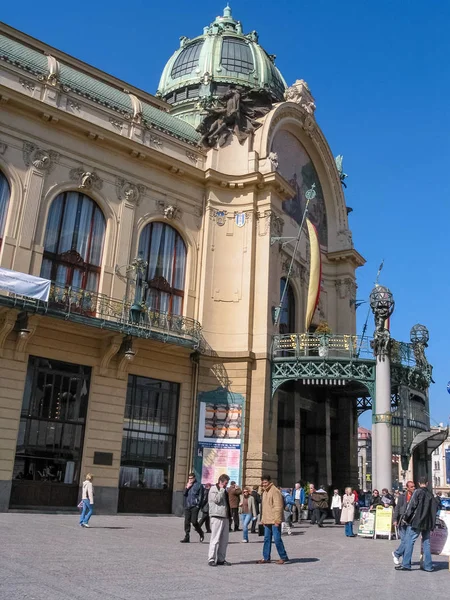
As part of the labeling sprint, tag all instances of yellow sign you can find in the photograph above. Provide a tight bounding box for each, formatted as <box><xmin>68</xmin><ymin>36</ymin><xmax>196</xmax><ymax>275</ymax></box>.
<box><xmin>375</xmin><ymin>506</ymin><xmax>393</xmax><ymax>538</ymax></box>
<box><xmin>366</xmin><ymin>474</ymin><xmax>371</xmax><ymax>481</ymax></box>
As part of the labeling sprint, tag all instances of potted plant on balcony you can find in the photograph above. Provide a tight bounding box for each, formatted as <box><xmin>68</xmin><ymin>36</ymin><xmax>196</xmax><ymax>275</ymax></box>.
<box><xmin>315</xmin><ymin>320</ymin><xmax>332</xmax><ymax>358</ymax></box>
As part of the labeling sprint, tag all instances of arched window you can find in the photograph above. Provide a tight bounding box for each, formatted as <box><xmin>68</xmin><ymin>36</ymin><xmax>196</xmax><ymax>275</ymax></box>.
<box><xmin>138</xmin><ymin>222</ymin><xmax>186</xmax><ymax>315</ymax></box>
<box><xmin>40</xmin><ymin>191</ymin><xmax>106</xmax><ymax>292</ymax></box>
<box><xmin>0</xmin><ymin>170</ymin><xmax>11</xmax><ymax>248</ymax></box>
<box><xmin>279</xmin><ymin>277</ymin><xmax>295</xmax><ymax>334</ymax></box>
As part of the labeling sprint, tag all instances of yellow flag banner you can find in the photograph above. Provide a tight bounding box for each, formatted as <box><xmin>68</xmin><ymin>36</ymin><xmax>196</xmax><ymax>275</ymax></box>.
<box><xmin>305</xmin><ymin>218</ymin><xmax>321</xmax><ymax>331</ymax></box>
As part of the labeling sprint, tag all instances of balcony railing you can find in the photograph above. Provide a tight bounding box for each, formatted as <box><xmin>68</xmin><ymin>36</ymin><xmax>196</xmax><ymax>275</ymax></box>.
<box><xmin>272</xmin><ymin>333</ymin><xmax>417</xmax><ymax>368</ymax></box>
<box><xmin>0</xmin><ymin>282</ymin><xmax>203</xmax><ymax>349</ymax></box>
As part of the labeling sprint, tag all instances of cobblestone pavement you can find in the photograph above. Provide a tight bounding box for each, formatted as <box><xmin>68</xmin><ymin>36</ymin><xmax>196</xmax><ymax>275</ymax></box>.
<box><xmin>0</xmin><ymin>513</ymin><xmax>448</xmax><ymax>599</ymax></box>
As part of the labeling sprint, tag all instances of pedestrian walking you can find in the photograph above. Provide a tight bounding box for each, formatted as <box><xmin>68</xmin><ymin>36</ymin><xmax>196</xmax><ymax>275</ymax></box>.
<box><xmin>239</xmin><ymin>486</ymin><xmax>257</xmax><ymax>542</ymax></box>
<box><xmin>228</xmin><ymin>480</ymin><xmax>242</xmax><ymax>532</ymax></box>
<box><xmin>257</xmin><ymin>474</ymin><xmax>289</xmax><ymax>564</ymax></box>
<box><xmin>199</xmin><ymin>482</ymin><xmax>212</xmax><ymax>533</ymax></box>
<box><xmin>79</xmin><ymin>473</ymin><xmax>94</xmax><ymax>528</ymax></box>
<box><xmin>395</xmin><ymin>476</ymin><xmax>438</xmax><ymax>572</ymax></box>
<box><xmin>180</xmin><ymin>472</ymin><xmax>204</xmax><ymax>543</ymax></box>
<box><xmin>341</xmin><ymin>487</ymin><xmax>356</xmax><ymax>537</ymax></box>
<box><xmin>250</xmin><ymin>485</ymin><xmax>261</xmax><ymax>534</ymax></box>
<box><xmin>310</xmin><ymin>485</ymin><xmax>329</xmax><ymax>527</ymax></box>
<box><xmin>208</xmin><ymin>474</ymin><xmax>231</xmax><ymax>566</ymax></box>
<box><xmin>292</xmin><ymin>481</ymin><xmax>305</xmax><ymax>523</ymax></box>
<box><xmin>281</xmin><ymin>488</ymin><xmax>294</xmax><ymax>535</ymax></box>
<box><xmin>308</xmin><ymin>483</ymin><xmax>316</xmax><ymax>522</ymax></box>
<box><xmin>392</xmin><ymin>480</ymin><xmax>415</xmax><ymax>566</ymax></box>
<box><xmin>330</xmin><ymin>489</ymin><xmax>342</xmax><ymax>525</ymax></box>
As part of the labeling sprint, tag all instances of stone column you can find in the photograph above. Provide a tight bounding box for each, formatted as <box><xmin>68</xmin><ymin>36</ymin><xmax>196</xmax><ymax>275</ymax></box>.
<box><xmin>370</xmin><ymin>285</ymin><xmax>394</xmax><ymax>491</ymax></box>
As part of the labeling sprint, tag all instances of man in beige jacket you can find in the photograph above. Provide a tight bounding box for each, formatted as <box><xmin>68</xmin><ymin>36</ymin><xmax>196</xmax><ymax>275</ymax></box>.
<box><xmin>257</xmin><ymin>474</ymin><xmax>289</xmax><ymax>564</ymax></box>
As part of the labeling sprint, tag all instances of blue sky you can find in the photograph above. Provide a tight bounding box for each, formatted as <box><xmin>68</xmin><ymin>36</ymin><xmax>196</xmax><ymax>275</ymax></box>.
<box><xmin>2</xmin><ymin>0</ymin><xmax>450</xmax><ymax>426</ymax></box>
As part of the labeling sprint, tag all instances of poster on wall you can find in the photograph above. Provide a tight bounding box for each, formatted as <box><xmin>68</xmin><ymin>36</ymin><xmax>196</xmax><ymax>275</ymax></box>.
<box><xmin>195</xmin><ymin>387</ymin><xmax>244</xmax><ymax>485</ymax></box>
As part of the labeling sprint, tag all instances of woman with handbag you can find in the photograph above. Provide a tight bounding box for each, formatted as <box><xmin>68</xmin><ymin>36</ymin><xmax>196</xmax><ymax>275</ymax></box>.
<box><xmin>79</xmin><ymin>473</ymin><xmax>94</xmax><ymax>528</ymax></box>
<box><xmin>341</xmin><ymin>487</ymin><xmax>356</xmax><ymax>537</ymax></box>
<box><xmin>239</xmin><ymin>487</ymin><xmax>257</xmax><ymax>542</ymax></box>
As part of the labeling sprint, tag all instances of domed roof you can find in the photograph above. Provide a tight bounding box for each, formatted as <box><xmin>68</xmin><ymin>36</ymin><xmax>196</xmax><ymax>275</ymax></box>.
<box><xmin>157</xmin><ymin>5</ymin><xmax>286</xmax><ymax>126</ymax></box>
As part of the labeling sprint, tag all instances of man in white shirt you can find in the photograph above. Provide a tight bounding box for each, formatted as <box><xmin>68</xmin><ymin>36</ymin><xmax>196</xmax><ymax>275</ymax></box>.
<box><xmin>292</xmin><ymin>481</ymin><xmax>305</xmax><ymax>523</ymax></box>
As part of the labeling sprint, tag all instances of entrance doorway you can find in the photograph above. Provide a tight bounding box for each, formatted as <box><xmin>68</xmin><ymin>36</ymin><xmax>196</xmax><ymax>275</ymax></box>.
<box><xmin>118</xmin><ymin>375</ymin><xmax>179</xmax><ymax>513</ymax></box>
<box><xmin>10</xmin><ymin>357</ymin><xmax>91</xmax><ymax>508</ymax></box>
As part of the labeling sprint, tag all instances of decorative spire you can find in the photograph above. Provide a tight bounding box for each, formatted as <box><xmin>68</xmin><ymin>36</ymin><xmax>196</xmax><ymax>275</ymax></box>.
<box><xmin>223</xmin><ymin>3</ymin><xmax>232</xmax><ymax>18</ymax></box>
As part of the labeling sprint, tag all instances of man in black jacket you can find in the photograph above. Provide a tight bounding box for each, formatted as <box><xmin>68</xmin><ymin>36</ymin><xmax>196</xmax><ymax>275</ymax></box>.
<box><xmin>395</xmin><ymin>476</ymin><xmax>438</xmax><ymax>572</ymax></box>
<box><xmin>392</xmin><ymin>481</ymin><xmax>415</xmax><ymax>565</ymax></box>
<box><xmin>180</xmin><ymin>472</ymin><xmax>204</xmax><ymax>543</ymax></box>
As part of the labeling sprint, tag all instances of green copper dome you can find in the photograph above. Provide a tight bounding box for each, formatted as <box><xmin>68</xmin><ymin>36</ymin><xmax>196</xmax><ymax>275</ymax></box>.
<box><xmin>156</xmin><ymin>5</ymin><xmax>287</xmax><ymax>127</ymax></box>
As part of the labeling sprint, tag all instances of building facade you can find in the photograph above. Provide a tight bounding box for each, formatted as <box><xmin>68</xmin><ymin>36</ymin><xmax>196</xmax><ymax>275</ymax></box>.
<box><xmin>0</xmin><ymin>8</ymin><xmax>366</xmax><ymax>513</ymax></box>
<box><xmin>430</xmin><ymin>426</ymin><xmax>450</xmax><ymax>496</ymax></box>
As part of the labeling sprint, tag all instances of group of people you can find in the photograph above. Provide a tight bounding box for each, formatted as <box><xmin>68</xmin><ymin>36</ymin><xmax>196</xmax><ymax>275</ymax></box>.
<box><xmin>181</xmin><ymin>472</ymin><xmax>291</xmax><ymax>565</ymax></box>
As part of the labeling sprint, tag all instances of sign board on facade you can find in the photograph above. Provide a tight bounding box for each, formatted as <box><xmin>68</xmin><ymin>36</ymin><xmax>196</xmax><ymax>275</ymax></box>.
<box><xmin>0</xmin><ymin>267</ymin><xmax>51</xmax><ymax>302</ymax></box>
<box><xmin>195</xmin><ymin>387</ymin><xmax>244</xmax><ymax>485</ymax></box>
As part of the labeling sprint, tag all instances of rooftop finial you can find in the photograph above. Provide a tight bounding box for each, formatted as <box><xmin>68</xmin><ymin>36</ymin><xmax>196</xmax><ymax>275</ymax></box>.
<box><xmin>223</xmin><ymin>3</ymin><xmax>232</xmax><ymax>18</ymax></box>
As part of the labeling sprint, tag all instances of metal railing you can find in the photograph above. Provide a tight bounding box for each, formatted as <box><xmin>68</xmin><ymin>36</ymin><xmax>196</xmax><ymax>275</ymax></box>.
<box><xmin>272</xmin><ymin>333</ymin><xmax>417</xmax><ymax>367</ymax></box>
<box><xmin>0</xmin><ymin>282</ymin><xmax>203</xmax><ymax>349</ymax></box>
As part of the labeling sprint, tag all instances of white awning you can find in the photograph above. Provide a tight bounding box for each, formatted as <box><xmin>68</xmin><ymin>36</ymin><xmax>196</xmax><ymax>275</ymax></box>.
<box><xmin>409</xmin><ymin>428</ymin><xmax>449</xmax><ymax>456</ymax></box>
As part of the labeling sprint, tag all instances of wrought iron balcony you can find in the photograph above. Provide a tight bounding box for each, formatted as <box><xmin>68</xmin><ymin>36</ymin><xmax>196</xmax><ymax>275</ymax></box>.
<box><xmin>273</xmin><ymin>333</ymin><xmax>418</xmax><ymax>367</ymax></box>
<box><xmin>271</xmin><ymin>333</ymin><xmax>432</xmax><ymax>396</ymax></box>
<box><xmin>0</xmin><ymin>282</ymin><xmax>203</xmax><ymax>350</ymax></box>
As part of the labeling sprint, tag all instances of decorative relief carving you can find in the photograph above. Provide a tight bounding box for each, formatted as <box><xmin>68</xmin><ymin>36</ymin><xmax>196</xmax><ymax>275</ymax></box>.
<box><xmin>268</xmin><ymin>151</ymin><xmax>279</xmax><ymax>171</ymax></box>
<box><xmin>335</xmin><ymin>278</ymin><xmax>357</xmax><ymax>300</ymax></box>
<box><xmin>66</xmin><ymin>99</ymin><xmax>81</xmax><ymax>112</ymax></box>
<box><xmin>0</xmin><ymin>142</ymin><xmax>7</xmax><ymax>155</ymax></box>
<box><xmin>109</xmin><ymin>118</ymin><xmax>123</xmax><ymax>132</ymax></box>
<box><xmin>337</xmin><ymin>229</ymin><xmax>353</xmax><ymax>250</ymax></box>
<box><xmin>149</xmin><ymin>134</ymin><xmax>163</xmax><ymax>148</ymax></box>
<box><xmin>186</xmin><ymin>151</ymin><xmax>200</xmax><ymax>164</ymax></box>
<box><xmin>257</xmin><ymin>210</ymin><xmax>284</xmax><ymax>237</ymax></box>
<box><xmin>19</xmin><ymin>79</ymin><xmax>35</xmax><ymax>93</ymax></box>
<box><xmin>69</xmin><ymin>167</ymin><xmax>103</xmax><ymax>190</ymax></box>
<box><xmin>23</xmin><ymin>142</ymin><xmax>59</xmax><ymax>172</ymax></box>
<box><xmin>116</xmin><ymin>177</ymin><xmax>146</xmax><ymax>205</ymax></box>
<box><xmin>210</xmin><ymin>209</ymin><xmax>228</xmax><ymax>226</ymax></box>
<box><xmin>284</xmin><ymin>79</ymin><xmax>316</xmax><ymax>115</ymax></box>
<box><xmin>156</xmin><ymin>200</ymin><xmax>181</xmax><ymax>221</ymax></box>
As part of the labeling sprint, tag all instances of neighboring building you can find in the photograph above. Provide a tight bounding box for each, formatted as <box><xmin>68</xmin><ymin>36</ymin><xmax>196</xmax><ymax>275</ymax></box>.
<box><xmin>358</xmin><ymin>427</ymin><xmax>372</xmax><ymax>490</ymax></box>
<box><xmin>430</xmin><ymin>426</ymin><xmax>450</xmax><ymax>496</ymax></box>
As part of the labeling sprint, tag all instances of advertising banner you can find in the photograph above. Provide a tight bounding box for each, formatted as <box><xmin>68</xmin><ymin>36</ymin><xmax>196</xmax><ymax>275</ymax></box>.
<box><xmin>0</xmin><ymin>267</ymin><xmax>51</xmax><ymax>302</ymax></box>
<box><xmin>446</xmin><ymin>449</ymin><xmax>450</xmax><ymax>485</ymax></box>
<box><xmin>195</xmin><ymin>387</ymin><xmax>244</xmax><ymax>485</ymax></box>
<box><xmin>374</xmin><ymin>506</ymin><xmax>393</xmax><ymax>538</ymax></box>
<box><xmin>357</xmin><ymin>508</ymin><xmax>375</xmax><ymax>538</ymax></box>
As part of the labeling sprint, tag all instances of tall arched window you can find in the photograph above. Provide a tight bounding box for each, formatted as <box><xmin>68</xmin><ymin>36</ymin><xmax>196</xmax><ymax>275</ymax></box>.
<box><xmin>279</xmin><ymin>277</ymin><xmax>295</xmax><ymax>334</ymax></box>
<box><xmin>138</xmin><ymin>222</ymin><xmax>186</xmax><ymax>314</ymax></box>
<box><xmin>40</xmin><ymin>191</ymin><xmax>106</xmax><ymax>292</ymax></box>
<box><xmin>0</xmin><ymin>170</ymin><xmax>11</xmax><ymax>248</ymax></box>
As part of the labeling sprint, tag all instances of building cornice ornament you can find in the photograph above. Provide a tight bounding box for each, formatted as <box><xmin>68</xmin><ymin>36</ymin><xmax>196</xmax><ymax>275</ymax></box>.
<box><xmin>210</xmin><ymin>208</ymin><xmax>228</xmax><ymax>226</ymax></box>
<box><xmin>284</xmin><ymin>79</ymin><xmax>316</xmax><ymax>115</ymax></box>
<box><xmin>69</xmin><ymin>167</ymin><xmax>103</xmax><ymax>191</ymax></box>
<box><xmin>109</xmin><ymin>118</ymin><xmax>124</xmax><ymax>132</ymax></box>
<box><xmin>116</xmin><ymin>177</ymin><xmax>146</xmax><ymax>205</ymax></box>
<box><xmin>186</xmin><ymin>151</ymin><xmax>200</xmax><ymax>165</ymax></box>
<box><xmin>23</xmin><ymin>141</ymin><xmax>59</xmax><ymax>172</ymax></box>
<box><xmin>0</xmin><ymin>142</ymin><xmax>7</xmax><ymax>155</ymax></box>
<box><xmin>156</xmin><ymin>200</ymin><xmax>181</xmax><ymax>221</ymax></box>
<box><xmin>19</xmin><ymin>78</ymin><xmax>35</xmax><ymax>93</ymax></box>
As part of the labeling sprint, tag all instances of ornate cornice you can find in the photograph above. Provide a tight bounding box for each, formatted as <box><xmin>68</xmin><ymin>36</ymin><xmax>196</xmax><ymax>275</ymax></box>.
<box><xmin>23</xmin><ymin>141</ymin><xmax>59</xmax><ymax>172</ymax></box>
<box><xmin>115</xmin><ymin>177</ymin><xmax>146</xmax><ymax>205</ymax></box>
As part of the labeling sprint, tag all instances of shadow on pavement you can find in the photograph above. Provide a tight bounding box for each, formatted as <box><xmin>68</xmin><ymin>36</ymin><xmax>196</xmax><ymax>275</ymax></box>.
<box><xmin>236</xmin><ymin>558</ymin><xmax>319</xmax><ymax>565</ymax></box>
<box><xmin>92</xmin><ymin>526</ymin><xmax>132</xmax><ymax>529</ymax></box>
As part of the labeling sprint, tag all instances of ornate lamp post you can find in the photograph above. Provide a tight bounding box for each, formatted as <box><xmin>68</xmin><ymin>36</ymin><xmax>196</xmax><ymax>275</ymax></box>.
<box><xmin>370</xmin><ymin>285</ymin><xmax>395</xmax><ymax>491</ymax></box>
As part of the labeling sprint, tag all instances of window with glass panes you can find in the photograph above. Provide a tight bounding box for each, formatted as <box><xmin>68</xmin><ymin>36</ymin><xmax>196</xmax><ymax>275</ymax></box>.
<box><xmin>40</xmin><ymin>191</ymin><xmax>105</xmax><ymax>292</ymax></box>
<box><xmin>0</xmin><ymin>170</ymin><xmax>11</xmax><ymax>248</ymax></box>
<box><xmin>13</xmin><ymin>357</ymin><xmax>91</xmax><ymax>484</ymax></box>
<box><xmin>138</xmin><ymin>222</ymin><xmax>186</xmax><ymax>314</ymax></box>
<box><xmin>120</xmin><ymin>375</ymin><xmax>179</xmax><ymax>490</ymax></box>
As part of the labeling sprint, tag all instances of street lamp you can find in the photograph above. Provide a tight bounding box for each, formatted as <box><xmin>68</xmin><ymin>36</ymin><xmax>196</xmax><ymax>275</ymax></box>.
<box><xmin>370</xmin><ymin>284</ymin><xmax>395</xmax><ymax>491</ymax></box>
<box><xmin>410</xmin><ymin>324</ymin><xmax>429</xmax><ymax>346</ymax></box>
